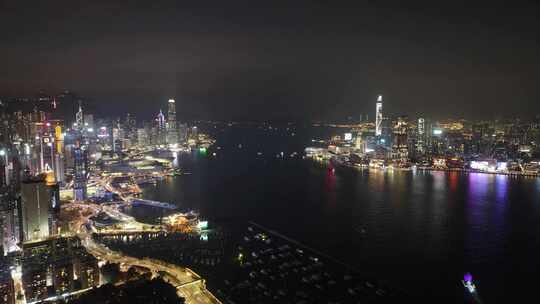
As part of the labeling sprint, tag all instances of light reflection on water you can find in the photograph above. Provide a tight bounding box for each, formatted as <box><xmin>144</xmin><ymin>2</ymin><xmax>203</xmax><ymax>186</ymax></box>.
<box><xmin>134</xmin><ymin>126</ymin><xmax>540</xmax><ymax>303</ymax></box>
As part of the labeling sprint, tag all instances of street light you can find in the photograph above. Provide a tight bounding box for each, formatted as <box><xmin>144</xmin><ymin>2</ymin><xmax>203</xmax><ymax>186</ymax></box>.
<box><xmin>0</xmin><ymin>149</ymin><xmax>5</xmax><ymax>156</ymax></box>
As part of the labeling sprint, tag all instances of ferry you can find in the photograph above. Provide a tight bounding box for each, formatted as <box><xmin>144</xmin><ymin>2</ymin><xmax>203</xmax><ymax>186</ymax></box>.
<box><xmin>462</xmin><ymin>273</ymin><xmax>476</xmax><ymax>294</ymax></box>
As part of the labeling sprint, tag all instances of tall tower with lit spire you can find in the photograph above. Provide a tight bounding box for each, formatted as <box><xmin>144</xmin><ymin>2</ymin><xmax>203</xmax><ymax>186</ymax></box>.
<box><xmin>166</xmin><ymin>99</ymin><xmax>178</xmax><ymax>145</ymax></box>
<box><xmin>375</xmin><ymin>95</ymin><xmax>383</xmax><ymax>137</ymax></box>
<box><xmin>75</xmin><ymin>102</ymin><xmax>84</xmax><ymax>132</ymax></box>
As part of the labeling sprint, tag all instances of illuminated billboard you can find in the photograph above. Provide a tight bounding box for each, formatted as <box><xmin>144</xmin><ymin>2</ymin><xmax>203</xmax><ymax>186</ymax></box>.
<box><xmin>470</xmin><ymin>160</ymin><xmax>505</xmax><ymax>172</ymax></box>
<box><xmin>496</xmin><ymin>162</ymin><xmax>508</xmax><ymax>171</ymax></box>
<box><xmin>344</xmin><ymin>133</ymin><xmax>352</xmax><ymax>141</ymax></box>
<box><xmin>470</xmin><ymin>161</ymin><xmax>490</xmax><ymax>171</ymax></box>
<box><xmin>433</xmin><ymin>129</ymin><xmax>443</xmax><ymax>135</ymax></box>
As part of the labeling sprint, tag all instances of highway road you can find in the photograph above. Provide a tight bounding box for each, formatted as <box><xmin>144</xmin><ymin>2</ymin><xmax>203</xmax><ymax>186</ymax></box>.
<box><xmin>78</xmin><ymin>223</ymin><xmax>220</xmax><ymax>304</ymax></box>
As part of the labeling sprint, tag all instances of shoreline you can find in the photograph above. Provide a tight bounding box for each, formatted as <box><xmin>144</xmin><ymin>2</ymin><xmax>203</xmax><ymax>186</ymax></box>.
<box><xmin>315</xmin><ymin>158</ymin><xmax>540</xmax><ymax>178</ymax></box>
<box><xmin>415</xmin><ymin>167</ymin><xmax>540</xmax><ymax>178</ymax></box>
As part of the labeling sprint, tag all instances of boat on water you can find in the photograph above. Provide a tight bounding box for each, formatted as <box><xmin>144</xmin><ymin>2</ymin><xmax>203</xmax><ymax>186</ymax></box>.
<box><xmin>462</xmin><ymin>273</ymin><xmax>476</xmax><ymax>294</ymax></box>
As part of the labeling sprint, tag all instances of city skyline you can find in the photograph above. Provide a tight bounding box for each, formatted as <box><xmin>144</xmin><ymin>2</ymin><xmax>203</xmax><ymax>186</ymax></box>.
<box><xmin>1</xmin><ymin>2</ymin><xmax>540</xmax><ymax>120</ymax></box>
<box><xmin>2</xmin><ymin>2</ymin><xmax>540</xmax><ymax>303</ymax></box>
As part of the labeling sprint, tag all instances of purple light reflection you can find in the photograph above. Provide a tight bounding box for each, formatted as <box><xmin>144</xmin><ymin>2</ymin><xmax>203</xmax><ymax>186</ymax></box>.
<box><xmin>495</xmin><ymin>175</ymin><xmax>508</xmax><ymax>202</ymax></box>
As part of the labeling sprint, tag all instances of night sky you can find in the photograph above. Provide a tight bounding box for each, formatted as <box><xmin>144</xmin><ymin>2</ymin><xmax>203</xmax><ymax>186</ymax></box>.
<box><xmin>1</xmin><ymin>1</ymin><xmax>539</xmax><ymax>121</ymax></box>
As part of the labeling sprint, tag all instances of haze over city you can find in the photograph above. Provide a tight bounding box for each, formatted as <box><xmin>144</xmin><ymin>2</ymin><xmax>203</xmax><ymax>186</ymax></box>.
<box><xmin>1</xmin><ymin>1</ymin><xmax>540</xmax><ymax>120</ymax></box>
<box><xmin>1</xmin><ymin>2</ymin><xmax>540</xmax><ymax>304</ymax></box>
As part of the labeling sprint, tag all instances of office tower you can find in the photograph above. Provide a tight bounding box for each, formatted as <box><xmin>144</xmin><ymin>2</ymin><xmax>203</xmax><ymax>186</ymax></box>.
<box><xmin>96</xmin><ymin>120</ymin><xmax>112</xmax><ymax>150</ymax></box>
<box><xmin>190</xmin><ymin>126</ymin><xmax>199</xmax><ymax>142</ymax></box>
<box><xmin>137</xmin><ymin>128</ymin><xmax>149</xmax><ymax>147</ymax></box>
<box><xmin>112</xmin><ymin>128</ymin><xmax>121</xmax><ymax>152</ymax></box>
<box><xmin>392</xmin><ymin>116</ymin><xmax>409</xmax><ymax>160</ymax></box>
<box><xmin>53</xmin><ymin>154</ymin><xmax>65</xmax><ymax>185</ymax></box>
<box><xmin>178</xmin><ymin>123</ymin><xmax>188</xmax><ymax>143</ymax></box>
<box><xmin>375</xmin><ymin>95</ymin><xmax>383</xmax><ymax>136</ymax></box>
<box><xmin>75</xmin><ymin>103</ymin><xmax>84</xmax><ymax>132</ymax></box>
<box><xmin>417</xmin><ymin>118</ymin><xmax>426</xmax><ymax>154</ymax></box>
<box><xmin>156</xmin><ymin>110</ymin><xmax>166</xmax><ymax>145</ymax></box>
<box><xmin>142</xmin><ymin>121</ymin><xmax>154</xmax><ymax>146</ymax></box>
<box><xmin>72</xmin><ymin>147</ymin><xmax>87</xmax><ymax>202</ymax></box>
<box><xmin>166</xmin><ymin>99</ymin><xmax>178</xmax><ymax>145</ymax></box>
<box><xmin>83</xmin><ymin>114</ymin><xmax>94</xmax><ymax>131</ymax></box>
<box><xmin>125</xmin><ymin>113</ymin><xmax>137</xmax><ymax>146</ymax></box>
<box><xmin>380</xmin><ymin>117</ymin><xmax>392</xmax><ymax>148</ymax></box>
<box><xmin>20</xmin><ymin>176</ymin><xmax>54</xmax><ymax>242</ymax></box>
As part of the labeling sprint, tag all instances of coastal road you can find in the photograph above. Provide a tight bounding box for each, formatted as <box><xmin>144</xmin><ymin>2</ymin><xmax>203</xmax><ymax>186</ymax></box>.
<box><xmin>78</xmin><ymin>229</ymin><xmax>221</xmax><ymax>304</ymax></box>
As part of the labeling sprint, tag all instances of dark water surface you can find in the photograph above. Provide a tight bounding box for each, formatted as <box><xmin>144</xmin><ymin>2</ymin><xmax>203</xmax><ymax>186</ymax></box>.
<box><xmin>132</xmin><ymin>124</ymin><xmax>540</xmax><ymax>303</ymax></box>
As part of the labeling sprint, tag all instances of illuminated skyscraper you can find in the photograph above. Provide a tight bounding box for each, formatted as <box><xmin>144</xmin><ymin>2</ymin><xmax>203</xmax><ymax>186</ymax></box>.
<box><xmin>392</xmin><ymin>116</ymin><xmax>409</xmax><ymax>160</ymax></box>
<box><xmin>20</xmin><ymin>176</ymin><xmax>54</xmax><ymax>242</ymax></box>
<box><xmin>375</xmin><ymin>95</ymin><xmax>383</xmax><ymax>136</ymax></box>
<box><xmin>417</xmin><ymin>118</ymin><xmax>426</xmax><ymax>154</ymax></box>
<box><xmin>75</xmin><ymin>103</ymin><xmax>84</xmax><ymax>132</ymax></box>
<box><xmin>166</xmin><ymin>99</ymin><xmax>178</xmax><ymax>145</ymax></box>
<box><xmin>156</xmin><ymin>110</ymin><xmax>166</xmax><ymax>145</ymax></box>
<box><xmin>72</xmin><ymin>147</ymin><xmax>87</xmax><ymax>202</ymax></box>
<box><xmin>125</xmin><ymin>113</ymin><xmax>137</xmax><ymax>146</ymax></box>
